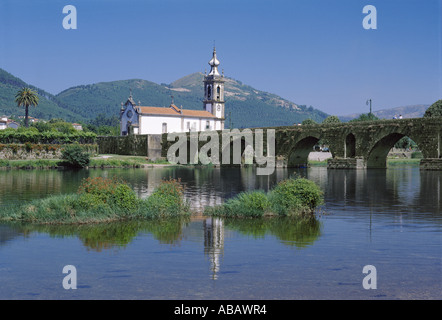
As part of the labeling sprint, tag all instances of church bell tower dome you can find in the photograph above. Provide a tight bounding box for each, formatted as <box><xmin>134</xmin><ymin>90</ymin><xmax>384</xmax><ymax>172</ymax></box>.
<box><xmin>208</xmin><ymin>47</ymin><xmax>221</xmax><ymax>76</ymax></box>
<box><xmin>203</xmin><ymin>47</ymin><xmax>225</xmax><ymax>127</ymax></box>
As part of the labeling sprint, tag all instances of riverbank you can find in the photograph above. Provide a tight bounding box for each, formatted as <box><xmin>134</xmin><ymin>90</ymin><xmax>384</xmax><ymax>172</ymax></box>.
<box><xmin>0</xmin><ymin>154</ymin><xmax>171</xmax><ymax>170</ymax></box>
<box><xmin>0</xmin><ymin>154</ymin><xmax>422</xmax><ymax>170</ymax></box>
<box><xmin>309</xmin><ymin>158</ymin><xmax>421</xmax><ymax>167</ymax></box>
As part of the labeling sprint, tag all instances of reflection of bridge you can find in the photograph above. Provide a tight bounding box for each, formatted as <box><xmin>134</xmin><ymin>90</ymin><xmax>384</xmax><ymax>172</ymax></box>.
<box><xmin>160</xmin><ymin>117</ymin><xmax>442</xmax><ymax>169</ymax></box>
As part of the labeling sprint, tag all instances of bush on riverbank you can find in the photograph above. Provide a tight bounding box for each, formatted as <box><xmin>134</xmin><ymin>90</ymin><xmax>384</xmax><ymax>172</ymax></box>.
<box><xmin>204</xmin><ymin>177</ymin><xmax>323</xmax><ymax>218</ymax></box>
<box><xmin>59</xmin><ymin>143</ymin><xmax>91</xmax><ymax>168</ymax></box>
<box><xmin>0</xmin><ymin>178</ymin><xmax>190</xmax><ymax>224</ymax></box>
<box><xmin>142</xmin><ymin>178</ymin><xmax>190</xmax><ymax>217</ymax></box>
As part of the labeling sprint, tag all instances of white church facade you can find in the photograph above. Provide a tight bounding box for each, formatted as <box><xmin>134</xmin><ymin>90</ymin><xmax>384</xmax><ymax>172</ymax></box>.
<box><xmin>120</xmin><ymin>48</ymin><xmax>225</xmax><ymax>136</ymax></box>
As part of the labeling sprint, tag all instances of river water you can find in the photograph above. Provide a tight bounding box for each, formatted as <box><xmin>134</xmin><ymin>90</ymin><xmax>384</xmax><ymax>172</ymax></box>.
<box><xmin>0</xmin><ymin>166</ymin><xmax>440</xmax><ymax>299</ymax></box>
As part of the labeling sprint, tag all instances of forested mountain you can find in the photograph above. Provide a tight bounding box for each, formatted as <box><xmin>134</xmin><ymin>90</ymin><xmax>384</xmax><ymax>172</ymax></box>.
<box><xmin>0</xmin><ymin>68</ymin><xmax>82</xmax><ymax>121</ymax></box>
<box><xmin>55</xmin><ymin>72</ymin><xmax>328</xmax><ymax>128</ymax></box>
<box><xmin>169</xmin><ymin>73</ymin><xmax>328</xmax><ymax>128</ymax></box>
<box><xmin>1</xmin><ymin>68</ymin><xmax>328</xmax><ymax>127</ymax></box>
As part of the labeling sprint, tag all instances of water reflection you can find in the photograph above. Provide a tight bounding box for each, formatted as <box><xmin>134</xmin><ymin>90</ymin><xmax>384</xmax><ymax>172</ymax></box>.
<box><xmin>223</xmin><ymin>217</ymin><xmax>322</xmax><ymax>248</ymax></box>
<box><xmin>203</xmin><ymin>217</ymin><xmax>224</xmax><ymax>280</ymax></box>
<box><xmin>1</xmin><ymin>214</ymin><xmax>322</xmax><ymax>280</ymax></box>
<box><xmin>2</xmin><ymin>218</ymin><xmax>190</xmax><ymax>252</ymax></box>
<box><xmin>304</xmin><ymin>168</ymin><xmax>441</xmax><ymax>215</ymax></box>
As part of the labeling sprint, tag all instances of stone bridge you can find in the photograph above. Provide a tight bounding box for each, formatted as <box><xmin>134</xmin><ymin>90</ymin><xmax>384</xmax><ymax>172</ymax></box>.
<box><xmin>159</xmin><ymin>117</ymin><xmax>442</xmax><ymax>170</ymax></box>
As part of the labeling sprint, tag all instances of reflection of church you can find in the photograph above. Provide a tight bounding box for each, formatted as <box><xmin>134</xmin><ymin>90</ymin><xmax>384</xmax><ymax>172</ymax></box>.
<box><xmin>203</xmin><ymin>217</ymin><xmax>224</xmax><ymax>280</ymax></box>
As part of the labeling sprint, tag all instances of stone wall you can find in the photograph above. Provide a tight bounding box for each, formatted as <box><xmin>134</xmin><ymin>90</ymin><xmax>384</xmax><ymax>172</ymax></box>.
<box><xmin>419</xmin><ymin>158</ymin><xmax>442</xmax><ymax>170</ymax></box>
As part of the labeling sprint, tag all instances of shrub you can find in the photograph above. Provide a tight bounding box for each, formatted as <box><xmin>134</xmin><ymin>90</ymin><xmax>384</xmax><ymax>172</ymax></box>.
<box><xmin>322</xmin><ymin>115</ymin><xmax>341</xmax><ymax>124</ymax></box>
<box><xmin>301</xmin><ymin>119</ymin><xmax>317</xmax><ymax>125</ymax></box>
<box><xmin>142</xmin><ymin>178</ymin><xmax>190</xmax><ymax>217</ymax></box>
<box><xmin>205</xmin><ymin>178</ymin><xmax>324</xmax><ymax>218</ymax></box>
<box><xmin>60</xmin><ymin>143</ymin><xmax>90</xmax><ymax>168</ymax></box>
<box><xmin>411</xmin><ymin>151</ymin><xmax>423</xmax><ymax>159</ymax></box>
<box><xmin>269</xmin><ymin>178</ymin><xmax>323</xmax><ymax>216</ymax></box>
<box><xmin>212</xmin><ymin>191</ymin><xmax>271</xmax><ymax>217</ymax></box>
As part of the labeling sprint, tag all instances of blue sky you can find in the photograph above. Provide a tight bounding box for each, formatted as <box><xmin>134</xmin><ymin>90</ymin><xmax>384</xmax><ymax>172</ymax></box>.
<box><xmin>0</xmin><ymin>0</ymin><xmax>440</xmax><ymax>116</ymax></box>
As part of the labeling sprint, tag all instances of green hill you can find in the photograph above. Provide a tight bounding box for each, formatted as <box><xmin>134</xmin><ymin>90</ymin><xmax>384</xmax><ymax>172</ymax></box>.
<box><xmin>170</xmin><ymin>73</ymin><xmax>329</xmax><ymax>128</ymax></box>
<box><xmin>0</xmin><ymin>68</ymin><xmax>82</xmax><ymax>121</ymax></box>
<box><xmin>56</xmin><ymin>72</ymin><xmax>328</xmax><ymax>128</ymax></box>
<box><xmin>0</xmin><ymin>68</ymin><xmax>328</xmax><ymax>128</ymax></box>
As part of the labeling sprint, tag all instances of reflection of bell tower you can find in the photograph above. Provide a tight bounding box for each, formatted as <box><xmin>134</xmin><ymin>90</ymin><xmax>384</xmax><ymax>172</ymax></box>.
<box><xmin>203</xmin><ymin>47</ymin><xmax>225</xmax><ymax>126</ymax></box>
<box><xmin>203</xmin><ymin>217</ymin><xmax>224</xmax><ymax>280</ymax></box>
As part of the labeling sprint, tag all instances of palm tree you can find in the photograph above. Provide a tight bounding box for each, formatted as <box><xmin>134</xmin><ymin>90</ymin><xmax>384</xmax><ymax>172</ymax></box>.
<box><xmin>15</xmin><ymin>87</ymin><xmax>39</xmax><ymax>127</ymax></box>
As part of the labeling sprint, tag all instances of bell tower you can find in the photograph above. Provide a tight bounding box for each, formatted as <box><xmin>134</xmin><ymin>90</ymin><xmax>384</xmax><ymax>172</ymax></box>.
<box><xmin>203</xmin><ymin>47</ymin><xmax>225</xmax><ymax>123</ymax></box>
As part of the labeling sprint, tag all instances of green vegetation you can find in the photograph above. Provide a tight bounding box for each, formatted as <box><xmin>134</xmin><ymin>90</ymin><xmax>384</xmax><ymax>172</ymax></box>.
<box><xmin>0</xmin><ymin>159</ymin><xmax>59</xmax><ymax>169</ymax></box>
<box><xmin>0</xmin><ymin>154</ymin><xmax>170</xmax><ymax>169</ymax></box>
<box><xmin>204</xmin><ymin>177</ymin><xmax>323</xmax><ymax>218</ymax></box>
<box><xmin>424</xmin><ymin>100</ymin><xmax>442</xmax><ymax>118</ymax></box>
<box><xmin>322</xmin><ymin>115</ymin><xmax>341</xmax><ymax>124</ymax></box>
<box><xmin>0</xmin><ymin>68</ymin><xmax>81</xmax><ymax>121</ymax></box>
<box><xmin>222</xmin><ymin>216</ymin><xmax>321</xmax><ymax>248</ymax></box>
<box><xmin>387</xmin><ymin>158</ymin><xmax>421</xmax><ymax>166</ymax></box>
<box><xmin>59</xmin><ymin>143</ymin><xmax>91</xmax><ymax>168</ymax></box>
<box><xmin>142</xmin><ymin>178</ymin><xmax>190</xmax><ymax>217</ymax></box>
<box><xmin>0</xmin><ymin>177</ymin><xmax>191</xmax><ymax>224</ymax></box>
<box><xmin>0</xmin><ymin>127</ymin><xmax>96</xmax><ymax>144</ymax></box>
<box><xmin>301</xmin><ymin>118</ymin><xmax>318</xmax><ymax>125</ymax></box>
<box><xmin>15</xmin><ymin>87</ymin><xmax>39</xmax><ymax>127</ymax></box>
<box><xmin>5</xmin><ymin>217</ymin><xmax>189</xmax><ymax>250</ymax></box>
<box><xmin>349</xmin><ymin>113</ymin><xmax>380</xmax><ymax>122</ymax></box>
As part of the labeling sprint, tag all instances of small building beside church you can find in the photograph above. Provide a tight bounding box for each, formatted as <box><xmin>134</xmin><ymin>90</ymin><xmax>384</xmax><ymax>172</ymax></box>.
<box><xmin>120</xmin><ymin>48</ymin><xmax>226</xmax><ymax>135</ymax></box>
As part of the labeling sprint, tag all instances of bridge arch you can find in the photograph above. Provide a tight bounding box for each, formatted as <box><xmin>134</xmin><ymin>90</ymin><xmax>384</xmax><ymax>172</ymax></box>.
<box><xmin>366</xmin><ymin>132</ymin><xmax>420</xmax><ymax>168</ymax></box>
<box><xmin>287</xmin><ymin>136</ymin><xmax>321</xmax><ymax>168</ymax></box>
<box><xmin>345</xmin><ymin>133</ymin><xmax>356</xmax><ymax>158</ymax></box>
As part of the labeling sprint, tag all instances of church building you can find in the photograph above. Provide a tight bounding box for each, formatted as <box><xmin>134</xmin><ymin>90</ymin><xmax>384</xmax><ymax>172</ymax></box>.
<box><xmin>120</xmin><ymin>48</ymin><xmax>225</xmax><ymax>135</ymax></box>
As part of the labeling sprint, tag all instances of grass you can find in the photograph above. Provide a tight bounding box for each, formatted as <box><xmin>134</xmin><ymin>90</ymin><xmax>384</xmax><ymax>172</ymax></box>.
<box><xmin>387</xmin><ymin>158</ymin><xmax>421</xmax><ymax>166</ymax></box>
<box><xmin>308</xmin><ymin>158</ymin><xmax>421</xmax><ymax>167</ymax></box>
<box><xmin>0</xmin><ymin>155</ymin><xmax>172</xmax><ymax>169</ymax></box>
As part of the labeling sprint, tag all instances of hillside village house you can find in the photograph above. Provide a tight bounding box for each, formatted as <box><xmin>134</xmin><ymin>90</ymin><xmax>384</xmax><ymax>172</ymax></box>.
<box><xmin>0</xmin><ymin>117</ymin><xmax>19</xmax><ymax>130</ymax></box>
<box><xmin>120</xmin><ymin>48</ymin><xmax>225</xmax><ymax>135</ymax></box>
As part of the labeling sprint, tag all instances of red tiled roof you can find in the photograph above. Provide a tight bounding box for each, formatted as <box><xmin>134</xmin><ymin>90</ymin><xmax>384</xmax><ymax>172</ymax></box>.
<box><xmin>137</xmin><ymin>105</ymin><xmax>216</xmax><ymax>118</ymax></box>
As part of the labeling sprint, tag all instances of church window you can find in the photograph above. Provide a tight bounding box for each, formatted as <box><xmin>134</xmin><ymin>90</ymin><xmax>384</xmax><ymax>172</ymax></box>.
<box><xmin>162</xmin><ymin>123</ymin><xmax>167</xmax><ymax>133</ymax></box>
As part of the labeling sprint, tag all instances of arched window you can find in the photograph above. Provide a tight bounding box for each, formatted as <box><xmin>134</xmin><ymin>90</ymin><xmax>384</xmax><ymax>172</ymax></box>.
<box><xmin>162</xmin><ymin>122</ymin><xmax>167</xmax><ymax>133</ymax></box>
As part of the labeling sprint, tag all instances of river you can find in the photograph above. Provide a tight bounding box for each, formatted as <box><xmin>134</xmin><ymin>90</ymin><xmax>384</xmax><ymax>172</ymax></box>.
<box><xmin>0</xmin><ymin>166</ymin><xmax>440</xmax><ymax>299</ymax></box>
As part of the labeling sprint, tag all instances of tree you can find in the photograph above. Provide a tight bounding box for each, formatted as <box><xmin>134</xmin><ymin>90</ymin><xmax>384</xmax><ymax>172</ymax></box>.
<box><xmin>322</xmin><ymin>115</ymin><xmax>341</xmax><ymax>124</ymax></box>
<box><xmin>349</xmin><ymin>113</ymin><xmax>379</xmax><ymax>122</ymax></box>
<box><xmin>15</xmin><ymin>87</ymin><xmax>39</xmax><ymax>127</ymax></box>
<box><xmin>424</xmin><ymin>100</ymin><xmax>442</xmax><ymax>118</ymax></box>
<box><xmin>301</xmin><ymin>119</ymin><xmax>317</xmax><ymax>125</ymax></box>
